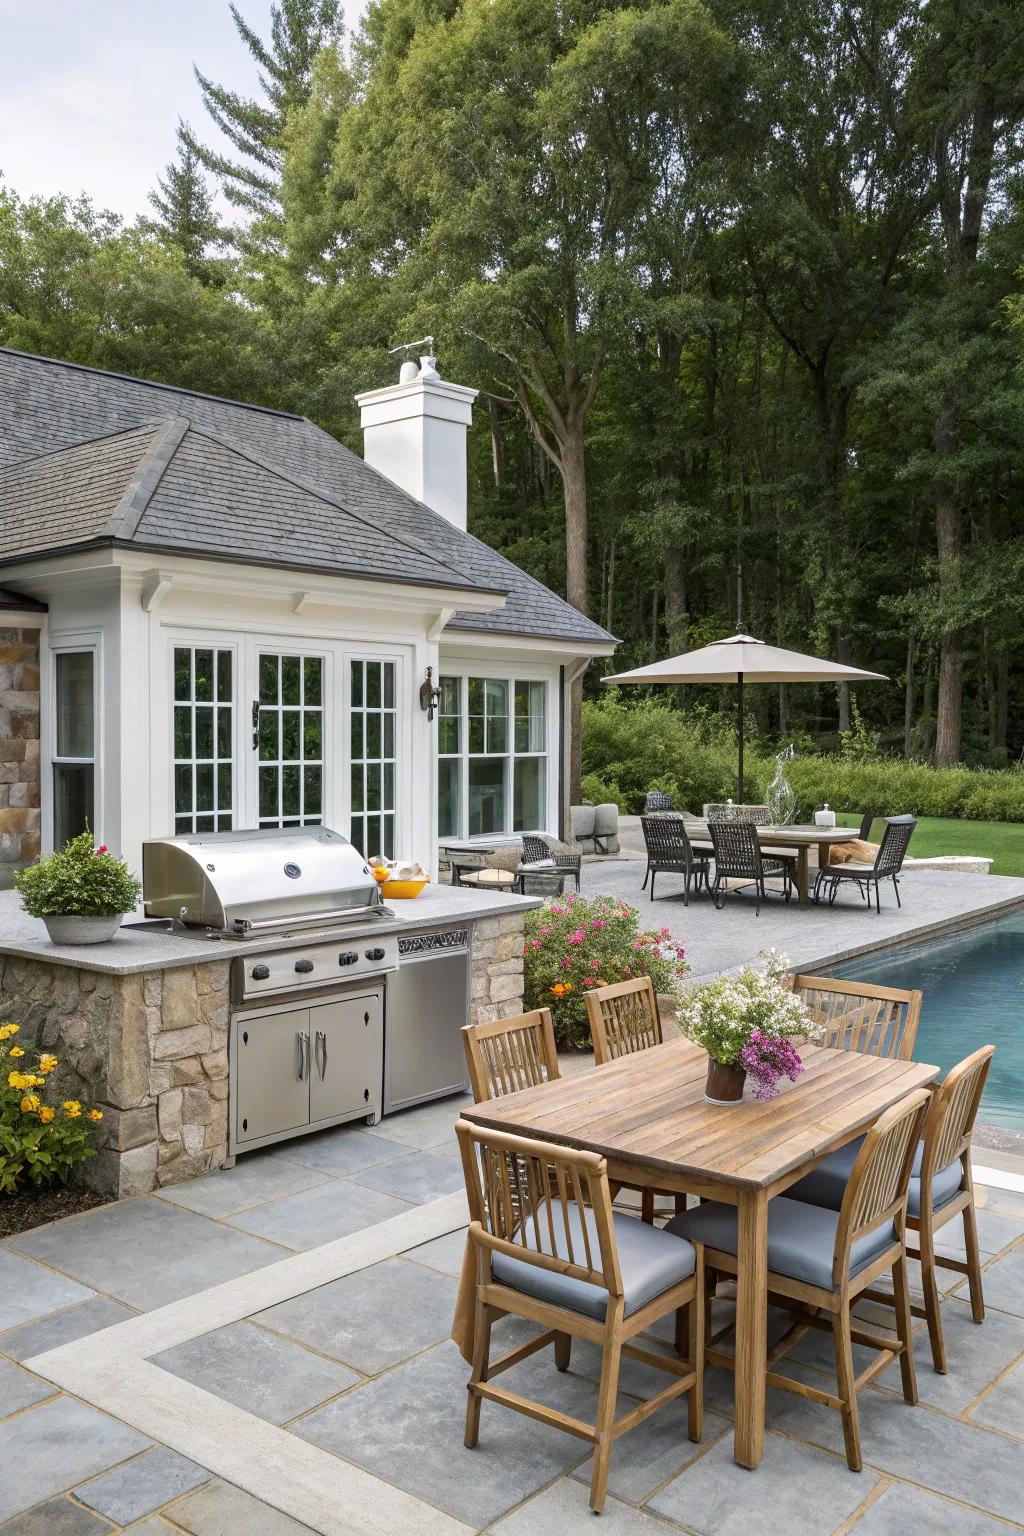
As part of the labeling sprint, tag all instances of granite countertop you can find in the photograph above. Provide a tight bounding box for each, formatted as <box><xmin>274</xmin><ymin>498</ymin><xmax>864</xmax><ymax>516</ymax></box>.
<box><xmin>0</xmin><ymin>884</ymin><xmax>542</xmax><ymax>976</ymax></box>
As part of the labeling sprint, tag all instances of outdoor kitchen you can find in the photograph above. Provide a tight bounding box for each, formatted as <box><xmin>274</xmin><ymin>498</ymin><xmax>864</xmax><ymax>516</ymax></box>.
<box><xmin>0</xmin><ymin>826</ymin><xmax>538</xmax><ymax>1197</ymax></box>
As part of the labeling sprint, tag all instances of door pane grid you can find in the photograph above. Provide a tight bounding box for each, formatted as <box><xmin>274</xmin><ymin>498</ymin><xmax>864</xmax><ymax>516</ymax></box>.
<box><xmin>258</xmin><ymin>653</ymin><xmax>323</xmax><ymax>828</ymax></box>
<box><xmin>350</xmin><ymin>659</ymin><xmax>397</xmax><ymax>858</ymax></box>
<box><xmin>439</xmin><ymin>674</ymin><xmax>547</xmax><ymax>837</ymax></box>
<box><xmin>173</xmin><ymin>646</ymin><xmax>233</xmax><ymax>835</ymax></box>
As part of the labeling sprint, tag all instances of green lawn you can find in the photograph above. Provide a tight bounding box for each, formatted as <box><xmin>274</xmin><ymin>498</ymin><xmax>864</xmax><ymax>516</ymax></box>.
<box><xmin>864</xmin><ymin>816</ymin><xmax>1024</xmax><ymax>878</ymax></box>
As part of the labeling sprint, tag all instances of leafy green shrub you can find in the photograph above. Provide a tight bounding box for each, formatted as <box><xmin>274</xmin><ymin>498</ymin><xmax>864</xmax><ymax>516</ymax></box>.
<box><xmin>0</xmin><ymin>1024</ymin><xmax>103</xmax><ymax>1194</ymax></box>
<box><xmin>15</xmin><ymin>832</ymin><xmax>142</xmax><ymax>917</ymax></box>
<box><xmin>523</xmin><ymin>893</ymin><xmax>689</xmax><ymax>1049</ymax></box>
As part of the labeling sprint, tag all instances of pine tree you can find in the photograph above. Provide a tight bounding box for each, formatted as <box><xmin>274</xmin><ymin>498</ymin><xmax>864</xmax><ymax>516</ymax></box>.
<box><xmin>148</xmin><ymin>124</ymin><xmax>225</xmax><ymax>283</ymax></box>
<box><xmin>191</xmin><ymin>1</ymin><xmax>344</xmax><ymax>221</ymax></box>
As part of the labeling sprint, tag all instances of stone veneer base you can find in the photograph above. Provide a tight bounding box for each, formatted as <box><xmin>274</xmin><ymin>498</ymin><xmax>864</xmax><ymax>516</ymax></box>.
<box><xmin>0</xmin><ymin>911</ymin><xmax>526</xmax><ymax>1197</ymax></box>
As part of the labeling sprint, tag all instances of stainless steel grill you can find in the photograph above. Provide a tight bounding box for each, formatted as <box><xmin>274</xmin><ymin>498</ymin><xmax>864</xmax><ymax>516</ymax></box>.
<box><xmin>142</xmin><ymin>826</ymin><xmax>385</xmax><ymax>936</ymax></box>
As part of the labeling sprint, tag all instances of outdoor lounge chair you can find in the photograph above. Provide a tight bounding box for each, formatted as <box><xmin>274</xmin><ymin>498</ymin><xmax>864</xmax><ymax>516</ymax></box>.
<box><xmin>708</xmin><ymin>819</ymin><xmax>793</xmax><ymax>914</ymax></box>
<box><xmin>641</xmin><ymin>815</ymin><xmax>710</xmax><ymax>902</ymax></box>
<box><xmin>519</xmin><ymin>833</ymin><xmax>581</xmax><ymax>893</ymax></box>
<box><xmin>668</xmin><ymin>1088</ymin><xmax>930</xmax><ymax>1471</ymax></box>
<box><xmin>457</xmin><ymin>1118</ymin><xmax>704</xmax><ymax>1513</ymax></box>
<box><xmin>820</xmin><ymin>815</ymin><xmax>916</xmax><ymax>913</ymax></box>
<box><xmin>787</xmin><ymin>1047</ymin><xmax>994</xmax><ymax>1376</ymax></box>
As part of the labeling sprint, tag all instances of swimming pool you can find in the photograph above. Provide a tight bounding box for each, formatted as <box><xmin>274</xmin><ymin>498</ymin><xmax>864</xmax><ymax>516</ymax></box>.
<box><xmin>832</xmin><ymin>908</ymin><xmax>1024</xmax><ymax>1130</ymax></box>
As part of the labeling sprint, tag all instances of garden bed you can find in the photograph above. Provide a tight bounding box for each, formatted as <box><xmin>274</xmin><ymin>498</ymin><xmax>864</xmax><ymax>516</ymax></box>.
<box><xmin>0</xmin><ymin>1184</ymin><xmax>107</xmax><ymax>1239</ymax></box>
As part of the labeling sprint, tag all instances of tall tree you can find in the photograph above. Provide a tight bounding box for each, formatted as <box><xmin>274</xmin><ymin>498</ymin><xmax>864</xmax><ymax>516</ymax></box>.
<box><xmin>148</xmin><ymin>123</ymin><xmax>226</xmax><ymax>283</ymax></box>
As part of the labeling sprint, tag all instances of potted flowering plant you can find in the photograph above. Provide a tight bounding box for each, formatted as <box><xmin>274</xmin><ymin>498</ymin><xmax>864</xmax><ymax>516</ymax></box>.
<box><xmin>0</xmin><ymin>1022</ymin><xmax>103</xmax><ymax>1195</ymax></box>
<box><xmin>676</xmin><ymin>949</ymin><xmax>822</xmax><ymax>1104</ymax></box>
<box><xmin>523</xmin><ymin>893</ymin><xmax>689</xmax><ymax>1049</ymax></box>
<box><xmin>14</xmin><ymin>831</ymin><xmax>142</xmax><ymax>945</ymax></box>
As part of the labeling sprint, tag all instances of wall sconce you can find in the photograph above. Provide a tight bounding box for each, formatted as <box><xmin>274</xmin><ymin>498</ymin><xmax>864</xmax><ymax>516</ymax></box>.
<box><xmin>419</xmin><ymin>665</ymin><xmax>442</xmax><ymax>721</ymax></box>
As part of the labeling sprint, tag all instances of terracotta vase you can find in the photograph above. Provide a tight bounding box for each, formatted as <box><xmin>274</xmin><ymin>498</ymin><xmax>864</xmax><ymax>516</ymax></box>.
<box><xmin>704</xmin><ymin>1059</ymin><xmax>747</xmax><ymax>1106</ymax></box>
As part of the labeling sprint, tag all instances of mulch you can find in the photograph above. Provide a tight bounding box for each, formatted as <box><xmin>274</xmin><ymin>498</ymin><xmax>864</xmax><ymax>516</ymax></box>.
<box><xmin>0</xmin><ymin>1184</ymin><xmax>107</xmax><ymax>1239</ymax></box>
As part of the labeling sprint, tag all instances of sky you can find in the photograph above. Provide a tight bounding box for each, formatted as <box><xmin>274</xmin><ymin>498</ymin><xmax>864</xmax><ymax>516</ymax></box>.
<box><xmin>0</xmin><ymin>0</ymin><xmax>361</xmax><ymax>222</ymax></box>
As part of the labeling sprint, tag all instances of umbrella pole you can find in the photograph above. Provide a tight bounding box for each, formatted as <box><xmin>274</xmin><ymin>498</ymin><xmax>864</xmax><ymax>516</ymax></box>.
<box><xmin>737</xmin><ymin>671</ymin><xmax>745</xmax><ymax>802</ymax></box>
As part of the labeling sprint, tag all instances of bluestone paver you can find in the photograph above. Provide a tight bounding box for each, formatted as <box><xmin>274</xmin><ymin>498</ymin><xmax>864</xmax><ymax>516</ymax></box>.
<box><xmin>168</xmin><ymin>1479</ymin><xmax>318</xmax><ymax>1535</ymax></box>
<box><xmin>970</xmin><ymin>1243</ymin><xmax>1023</xmax><ymax>1317</ymax></box>
<box><xmin>0</xmin><ymin>1250</ymin><xmax>94</xmax><ymax>1332</ymax></box>
<box><xmin>348</xmin><ymin>1149</ymin><xmax>466</xmax><ymax>1205</ymax></box>
<box><xmin>401</xmin><ymin>1226</ymin><xmax>469</xmax><ymax>1279</ymax></box>
<box><xmin>0</xmin><ymin>1397</ymin><xmax>150</xmax><ymax>1523</ymax></box>
<box><xmin>0</xmin><ymin>1297</ymin><xmax>135</xmax><ymax>1362</ymax></box>
<box><xmin>153</xmin><ymin>1321</ymin><xmax>358</xmax><ymax>1423</ymax></box>
<box><xmin>153</xmin><ymin>1152</ymin><xmax>329</xmax><ymax>1220</ymax></box>
<box><xmin>491</xmin><ymin>1475</ymin><xmax>687</xmax><ymax>1533</ymax></box>
<box><xmin>225</xmin><ymin>1179</ymin><xmax>412</xmax><ymax>1251</ymax></box>
<box><xmin>0</xmin><ymin>1495</ymin><xmax>114</xmax><ymax>1534</ymax></box>
<box><xmin>850</xmin><ymin>1481</ymin><xmax>1016</xmax><ymax>1534</ymax></box>
<box><xmin>75</xmin><ymin>1447</ymin><xmax>209</xmax><ymax>1525</ymax></box>
<box><xmin>0</xmin><ymin>1359</ymin><xmax>54</xmax><ymax>1417</ymax></box>
<box><xmin>277</xmin><ymin>1127</ymin><xmax>413</xmax><ymax>1176</ymax></box>
<box><xmin>969</xmin><ymin>1359</ymin><xmax>1024</xmax><ymax>1439</ymax></box>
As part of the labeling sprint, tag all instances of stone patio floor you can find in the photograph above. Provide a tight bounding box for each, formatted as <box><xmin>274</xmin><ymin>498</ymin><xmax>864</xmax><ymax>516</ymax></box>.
<box><xmin>2</xmin><ymin>1085</ymin><xmax>1023</xmax><ymax>1535</ymax></box>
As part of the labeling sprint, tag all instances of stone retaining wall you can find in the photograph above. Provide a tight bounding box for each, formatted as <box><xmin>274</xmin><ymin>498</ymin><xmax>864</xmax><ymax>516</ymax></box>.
<box><xmin>0</xmin><ymin>625</ymin><xmax>41</xmax><ymax>886</ymax></box>
<box><xmin>0</xmin><ymin>911</ymin><xmax>527</xmax><ymax>1198</ymax></box>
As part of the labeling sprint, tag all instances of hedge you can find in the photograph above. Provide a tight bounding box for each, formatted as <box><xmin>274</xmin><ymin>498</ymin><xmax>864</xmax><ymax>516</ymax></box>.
<box><xmin>581</xmin><ymin>698</ymin><xmax>1024</xmax><ymax>823</ymax></box>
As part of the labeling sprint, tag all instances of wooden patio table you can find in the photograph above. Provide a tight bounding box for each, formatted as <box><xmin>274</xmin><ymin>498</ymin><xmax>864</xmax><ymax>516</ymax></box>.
<box><xmin>686</xmin><ymin>822</ymin><xmax>862</xmax><ymax>904</ymax></box>
<box><xmin>454</xmin><ymin>1036</ymin><xmax>938</xmax><ymax>1469</ymax></box>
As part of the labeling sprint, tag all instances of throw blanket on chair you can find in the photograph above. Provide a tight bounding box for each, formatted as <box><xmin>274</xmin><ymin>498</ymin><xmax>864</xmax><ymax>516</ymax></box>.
<box><xmin>826</xmin><ymin>838</ymin><xmax>880</xmax><ymax>865</ymax></box>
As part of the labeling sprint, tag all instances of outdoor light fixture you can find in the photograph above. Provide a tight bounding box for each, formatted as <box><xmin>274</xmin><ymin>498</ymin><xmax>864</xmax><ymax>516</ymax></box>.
<box><xmin>419</xmin><ymin>666</ymin><xmax>442</xmax><ymax>721</ymax></box>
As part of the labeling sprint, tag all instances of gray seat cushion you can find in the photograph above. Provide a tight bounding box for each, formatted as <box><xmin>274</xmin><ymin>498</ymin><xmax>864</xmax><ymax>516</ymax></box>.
<box><xmin>789</xmin><ymin>1137</ymin><xmax>963</xmax><ymax>1220</ymax></box>
<box><xmin>665</xmin><ymin>1197</ymin><xmax>896</xmax><ymax>1291</ymax></box>
<box><xmin>491</xmin><ymin>1208</ymin><xmax>696</xmax><ymax>1320</ymax></box>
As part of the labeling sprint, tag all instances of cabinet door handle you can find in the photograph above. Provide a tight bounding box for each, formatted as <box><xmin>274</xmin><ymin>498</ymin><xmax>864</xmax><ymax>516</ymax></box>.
<box><xmin>296</xmin><ymin>1031</ymin><xmax>310</xmax><ymax>1080</ymax></box>
<box><xmin>315</xmin><ymin>1029</ymin><xmax>327</xmax><ymax>1080</ymax></box>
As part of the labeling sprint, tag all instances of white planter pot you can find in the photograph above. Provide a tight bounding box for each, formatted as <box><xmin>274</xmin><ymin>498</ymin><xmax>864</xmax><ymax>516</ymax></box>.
<box><xmin>42</xmin><ymin>913</ymin><xmax>124</xmax><ymax>946</ymax></box>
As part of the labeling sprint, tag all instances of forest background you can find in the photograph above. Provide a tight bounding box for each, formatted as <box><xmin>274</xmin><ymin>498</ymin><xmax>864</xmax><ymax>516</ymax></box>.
<box><xmin>3</xmin><ymin>0</ymin><xmax>1024</xmax><ymax>817</ymax></box>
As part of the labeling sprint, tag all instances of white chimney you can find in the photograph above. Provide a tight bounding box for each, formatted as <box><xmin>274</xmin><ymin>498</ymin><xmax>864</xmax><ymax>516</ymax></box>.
<box><xmin>355</xmin><ymin>350</ymin><xmax>478</xmax><ymax>531</ymax></box>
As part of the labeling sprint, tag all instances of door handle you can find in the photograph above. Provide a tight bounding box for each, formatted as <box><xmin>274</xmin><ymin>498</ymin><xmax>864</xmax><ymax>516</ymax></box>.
<box><xmin>314</xmin><ymin>1029</ymin><xmax>327</xmax><ymax>1080</ymax></box>
<box><xmin>296</xmin><ymin>1031</ymin><xmax>310</xmax><ymax>1080</ymax></box>
<box><xmin>252</xmin><ymin>699</ymin><xmax>260</xmax><ymax>749</ymax></box>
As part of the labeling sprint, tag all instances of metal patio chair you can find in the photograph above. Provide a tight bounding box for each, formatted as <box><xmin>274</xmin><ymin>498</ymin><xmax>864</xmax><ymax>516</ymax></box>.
<box><xmin>643</xmin><ymin>790</ymin><xmax>675</xmax><ymax>815</ymax></box>
<box><xmin>822</xmin><ymin>815</ymin><xmax>916</xmax><ymax>913</ymax></box>
<box><xmin>519</xmin><ymin>833</ymin><xmax>581</xmax><ymax>894</ymax></box>
<box><xmin>708</xmin><ymin>819</ymin><xmax>793</xmax><ymax>915</ymax></box>
<box><xmin>641</xmin><ymin>815</ymin><xmax>710</xmax><ymax>903</ymax></box>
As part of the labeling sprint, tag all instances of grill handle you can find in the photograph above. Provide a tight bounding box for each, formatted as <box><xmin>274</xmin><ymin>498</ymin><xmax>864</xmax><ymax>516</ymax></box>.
<box><xmin>315</xmin><ymin>1029</ymin><xmax>327</xmax><ymax>1080</ymax></box>
<box><xmin>296</xmin><ymin>1030</ymin><xmax>310</xmax><ymax>1081</ymax></box>
<box><xmin>232</xmin><ymin>904</ymin><xmax>385</xmax><ymax>935</ymax></box>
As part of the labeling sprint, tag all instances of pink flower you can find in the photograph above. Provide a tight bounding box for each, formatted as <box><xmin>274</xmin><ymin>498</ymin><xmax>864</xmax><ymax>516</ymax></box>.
<box><xmin>589</xmin><ymin>918</ymin><xmax>607</xmax><ymax>930</ymax></box>
<box><xmin>566</xmin><ymin>929</ymin><xmax>585</xmax><ymax>946</ymax></box>
<box><xmin>550</xmin><ymin>903</ymin><xmax>565</xmax><ymax>916</ymax></box>
<box><xmin>93</xmin><ymin>844</ymin><xmax>109</xmax><ymax>855</ymax></box>
<box><xmin>531</xmin><ymin>938</ymin><xmax>543</xmax><ymax>949</ymax></box>
<box><xmin>539</xmin><ymin>926</ymin><xmax>551</xmax><ymax>936</ymax></box>
<box><xmin>560</xmin><ymin>956</ymin><xmax>572</xmax><ymax>970</ymax></box>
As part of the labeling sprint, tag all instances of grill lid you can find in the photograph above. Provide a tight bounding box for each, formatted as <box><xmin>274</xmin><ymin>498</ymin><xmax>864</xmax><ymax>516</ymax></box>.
<box><xmin>142</xmin><ymin>827</ymin><xmax>383</xmax><ymax>931</ymax></box>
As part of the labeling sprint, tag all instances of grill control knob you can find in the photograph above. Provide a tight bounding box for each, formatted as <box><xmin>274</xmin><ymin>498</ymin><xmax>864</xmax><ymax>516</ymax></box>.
<box><xmin>365</xmin><ymin>946</ymin><xmax>386</xmax><ymax>962</ymax></box>
<box><xmin>251</xmin><ymin>964</ymin><xmax>270</xmax><ymax>981</ymax></box>
<box><xmin>294</xmin><ymin>958</ymin><xmax>315</xmax><ymax>974</ymax></box>
<box><xmin>338</xmin><ymin>951</ymin><xmax>359</xmax><ymax>966</ymax></box>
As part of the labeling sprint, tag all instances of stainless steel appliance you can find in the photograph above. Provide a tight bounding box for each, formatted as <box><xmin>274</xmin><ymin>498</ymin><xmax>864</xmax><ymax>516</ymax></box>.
<box><xmin>384</xmin><ymin>928</ymin><xmax>471</xmax><ymax>1114</ymax></box>
<box><xmin>142</xmin><ymin>826</ymin><xmax>383</xmax><ymax>935</ymax></box>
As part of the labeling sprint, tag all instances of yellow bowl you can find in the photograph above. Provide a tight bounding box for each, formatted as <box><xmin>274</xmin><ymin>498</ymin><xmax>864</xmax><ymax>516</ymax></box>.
<box><xmin>380</xmin><ymin>878</ymin><xmax>429</xmax><ymax>899</ymax></box>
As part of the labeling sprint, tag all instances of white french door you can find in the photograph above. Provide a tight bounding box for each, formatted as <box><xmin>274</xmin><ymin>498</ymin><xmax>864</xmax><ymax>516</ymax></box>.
<box><xmin>252</xmin><ymin>647</ymin><xmax>328</xmax><ymax>829</ymax></box>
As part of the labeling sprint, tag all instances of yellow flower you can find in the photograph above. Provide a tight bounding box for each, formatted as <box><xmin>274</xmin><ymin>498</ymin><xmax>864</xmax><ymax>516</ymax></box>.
<box><xmin>38</xmin><ymin>1105</ymin><xmax>55</xmax><ymax>1124</ymax></box>
<box><xmin>63</xmin><ymin>1100</ymin><xmax>82</xmax><ymax>1118</ymax></box>
<box><xmin>8</xmin><ymin>1071</ymin><xmax>27</xmax><ymax>1090</ymax></box>
<box><xmin>9</xmin><ymin>1046</ymin><xmax>24</xmax><ymax>1058</ymax></box>
<box><xmin>20</xmin><ymin>1094</ymin><xmax>40</xmax><ymax>1113</ymax></box>
<box><xmin>0</xmin><ymin>1022</ymin><xmax>19</xmax><ymax>1040</ymax></box>
<box><xmin>38</xmin><ymin>1054</ymin><xmax>58</xmax><ymax>1074</ymax></box>
<box><xmin>25</xmin><ymin>1075</ymin><xmax>45</xmax><ymax>1088</ymax></box>
<box><xmin>88</xmin><ymin>1109</ymin><xmax>104</xmax><ymax>1122</ymax></box>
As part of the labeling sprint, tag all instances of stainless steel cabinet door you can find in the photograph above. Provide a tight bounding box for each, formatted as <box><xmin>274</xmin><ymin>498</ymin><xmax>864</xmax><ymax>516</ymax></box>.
<box><xmin>384</xmin><ymin>950</ymin><xmax>470</xmax><ymax>1113</ymax></box>
<box><xmin>235</xmin><ymin>1008</ymin><xmax>310</xmax><ymax>1145</ymax></box>
<box><xmin>309</xmin><ymin>993</ymin><xmax>383</xmax><ymax>1126</ymax></box>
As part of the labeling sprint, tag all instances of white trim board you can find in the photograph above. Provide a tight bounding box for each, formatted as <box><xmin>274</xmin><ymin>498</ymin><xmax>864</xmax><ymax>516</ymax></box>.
<box><xmin>26</xmin><ymin>1191</ymin><xmax>472</xmax><ymax>1536</ymax></box>
<box><xmin>976</xmin><ymin>1163</ymin><xmax>1024</xmax><ymax>1195</ymax></box>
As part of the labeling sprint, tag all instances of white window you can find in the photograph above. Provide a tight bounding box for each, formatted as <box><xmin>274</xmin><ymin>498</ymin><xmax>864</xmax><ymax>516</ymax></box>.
<box><xmin>438</xmin><ymin>675</ymin><xmax>548</xmax><ymax>838</ymax></box>
<box><xmin>257</xmin><ymin>652</ymin><xmax>323</xmax><ymax>828</ymax></box>
<box><xmin>52</xmin><ymin>650</ymin><xmax>95</xmax><ymax>847</ymax></box>
<box><xmin>173</xmin><ymin>646</ymin><xmax>234</xmax><ymax>834</ymax></box>
<box><xmin>350</xmin><ymin>659</ymin><xmax>397</xmax><ymax>858</ymax></box>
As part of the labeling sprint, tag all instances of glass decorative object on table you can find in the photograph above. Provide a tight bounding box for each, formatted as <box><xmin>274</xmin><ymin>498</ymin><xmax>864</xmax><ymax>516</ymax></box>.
<box><xmin>767</xmin><ymin>744</ymin><xmax>797</xmax><ymax>825</ymax></box>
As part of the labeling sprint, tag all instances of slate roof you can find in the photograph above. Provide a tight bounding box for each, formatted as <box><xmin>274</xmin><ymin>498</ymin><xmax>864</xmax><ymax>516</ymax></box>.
<box><xmin>0</xmin><ymin>348</ymin><xmax>616</xmax><ymax>647</ymax></box>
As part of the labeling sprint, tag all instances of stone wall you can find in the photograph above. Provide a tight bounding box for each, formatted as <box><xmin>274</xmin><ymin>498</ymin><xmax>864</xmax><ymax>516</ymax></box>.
<box><xmin>0</xmin><ymin>626</ymin><xmax>41</xmax><ymax>886</ymax></box>
<box><xmin>0</xmin><ymin>956</ymin><xmax>230</xmax><ymax>1198</ymax></box>
<box><xmin>470</xmin><ymin>913</ymin><xmax>526</xmax><ymax>1025</ymax></box>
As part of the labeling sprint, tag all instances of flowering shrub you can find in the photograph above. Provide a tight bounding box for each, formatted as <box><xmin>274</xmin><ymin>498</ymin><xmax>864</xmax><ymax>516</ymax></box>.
<box><xmin>523</xmin><ymin>894</ymin><xmax>689</xmax><ymax>1049</ymax></box>
<box><xmin>676</xmin><ymin>949</ymin><xmax>823</xmax><ymax>1099</ymax></box>
<box><xmin>0</xmin><ymin>1023</ymin><xmax>103</xmax><ymax>1194</ymax></box>
<box><xmin>15</xmin><ymin>831</ymin><xmax>141</xmax><ymax>918</ymax></box>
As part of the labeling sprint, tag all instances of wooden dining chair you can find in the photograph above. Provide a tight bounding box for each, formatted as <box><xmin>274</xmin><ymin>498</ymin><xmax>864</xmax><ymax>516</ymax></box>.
<box><xmin>462</xmin><ymin>1009</ymin><xmax>560</xmax><ymax>1104</ymax></box>
<box><xmin>586</xmin><ymin>978</ymin><xmax>680</xmax><ymax>1224</ymax></box>
<box><xmin>864</xmin><ymin>1046</ymin><xmax>994</xmax><ymax>1373</ymax></box>
<box><xmin>667</xmin><ymin>1089</ymin><xmax>931</xmax><ymax>1471</ymax></box>
<box><xmin>791</xmin><ymin>974</ymin><xmax>922</xmax><ymax>1060</ymax></box>
<box><xmin>456</xmin><ymin>1118</ymin><xmax>704</xmax><ymax>1513</ymax></box>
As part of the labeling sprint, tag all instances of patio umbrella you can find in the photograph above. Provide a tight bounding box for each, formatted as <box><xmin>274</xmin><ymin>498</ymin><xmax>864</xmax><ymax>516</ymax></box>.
<box><xmin>605</xmin><ymin>634</ymin><xmax>887</xmax><ymax>801</ymax></box>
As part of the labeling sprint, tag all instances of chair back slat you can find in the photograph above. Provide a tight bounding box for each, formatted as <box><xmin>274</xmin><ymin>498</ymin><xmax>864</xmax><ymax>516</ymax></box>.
<box><xmin>791</xmin><ymin>975</ymin><xmax>922</xmax><ymax>1060</ymax></box>
<box><xmin>641</xmin><ymin>814</ymin><xmax>694</xmax><ymax>866</ymax></box>
<box><xmin>457</xmin><ymin>1119</ymin><xmax>622</xmax><ymax>1296</ymax></box>
<box><xmin>708</xmin><ymin>819</ymin><xmax>763</xmax><ymax>880</ymax></box>
<box><xmin>874</xmin><ymin>816</ymin><xmax>916</xmax><ymax>876</ymax></box>
<box><xmin>463</xmin><ymin>1009</ymin><xmax>560</xmax><ymax>1103</ymax></box>
<box><xmin>839</xmin><ymin>1090</ymin><xmax>931</xmax><ymax>1256</ymax></box>
<box><xmin>586</xmin><ymin>976</ymin><xmax>662</xmax><ymax>1064</ymax></box>
<box><xmin>521</xmin><ymin>833</ymin><xmax>551</xmax><ymax>864</ymax></box>
<box><xmin>926</xmin><ymin>1046</ymin><xmax>994</xmax><ymax>1177</ymax></box>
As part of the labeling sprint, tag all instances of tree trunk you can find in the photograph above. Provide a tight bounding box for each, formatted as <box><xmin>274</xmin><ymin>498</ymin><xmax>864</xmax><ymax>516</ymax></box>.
<box><xmin>487</xmin><ymin>396</ymin><xmax>505</xmax><ymax>489</ymax></box>
<box><xmin>605</xmin><ymin>540</ymin><xmax>615</xmax><ymax>634</ymax></box>
<box><xmin>664</xmin><ymin>548</ymin><xmax>687</xmax><ymax>651</ymax></box>
<box><xmin>934</xmin><ymin>402</ymin><xmax>962</xmax><ymax>765</ymax></box>
<box><xmin>836</xmin><ymin>634</ymin><xmax>852</xmax><ymax>734</ymax></box>
<box><xmin>903</xmin><ymin>633</ymin><xmax>915</xmax><ymax>758</ymax></box>
<box><xmin>560</xmin><ymin>429</ymin><xmax>588</xmax><ymax>615</ymax></box>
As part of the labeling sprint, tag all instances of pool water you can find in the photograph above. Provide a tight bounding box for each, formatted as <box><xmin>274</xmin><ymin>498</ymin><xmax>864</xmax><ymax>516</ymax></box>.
<box><xmin>833</xmin><ymin>911</ymin><xmax>1024</xmax><ymax>1130</ymax></box>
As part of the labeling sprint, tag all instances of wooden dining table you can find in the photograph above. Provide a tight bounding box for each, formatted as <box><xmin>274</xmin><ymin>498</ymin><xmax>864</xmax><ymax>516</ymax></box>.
<box><xmin>685</xmin><ymin>821</ymin><xmax>862</xmax><ymax>904</ymax></box>
<box><xmin>455</xmin><ymin>1037</ymin><xmax>938</xmax><ymax>1469</ymax></box>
